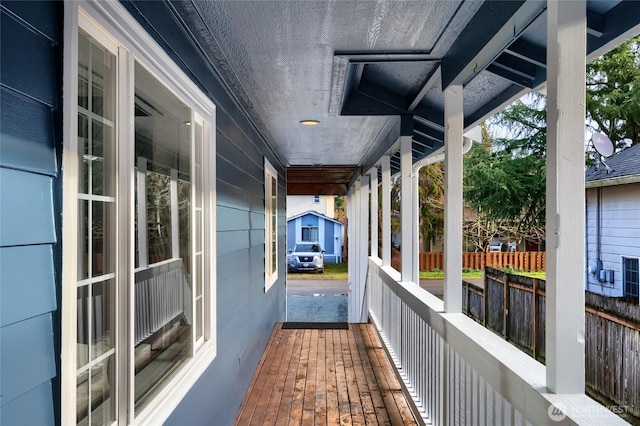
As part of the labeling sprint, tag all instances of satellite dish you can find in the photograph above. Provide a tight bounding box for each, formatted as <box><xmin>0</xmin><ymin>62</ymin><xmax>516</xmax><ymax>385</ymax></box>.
<box><xmin>591</xmin><ymin>133</ymin><xmax>614</xmax><ymax>157</ymax></box>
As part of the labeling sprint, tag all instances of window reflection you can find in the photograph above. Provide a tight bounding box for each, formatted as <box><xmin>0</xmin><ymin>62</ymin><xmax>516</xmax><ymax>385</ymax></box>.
<box><xmin>133</xmin><ymin>62</ymin><xmax>193</xmax><ymax>412</ymax></box>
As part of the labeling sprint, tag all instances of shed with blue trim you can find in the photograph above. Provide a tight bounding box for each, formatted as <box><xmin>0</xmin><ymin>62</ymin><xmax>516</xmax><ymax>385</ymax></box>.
<box><xmin>287</xmin><ymin>211</ymin><xmax>344</xmax><ymax>263</ymax></box>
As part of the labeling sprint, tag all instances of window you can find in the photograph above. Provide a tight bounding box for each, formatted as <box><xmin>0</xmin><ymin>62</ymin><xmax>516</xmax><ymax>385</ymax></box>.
<box><xmin>265</xmin><ymin>159</ymin><xmax>278</xmax><ymax>291</ymax></box>
<box><xmin>313</xmin><ymin>195</ymin><xmax>320</xmax><ymax>203</ymax></box>
<box><xmin>623</xmin><ymin>257</ymin><xmax>639</xmax><ymax>302</ymax></box>
<box><xmin>62</xmin><ymin>3</ymin><xmax>216</xmax><ymax>425</ymax></box>
<box><xmin>302</xmin><ymin>226</ymin><xmax>319</xmax><ymax>241</ymax></box>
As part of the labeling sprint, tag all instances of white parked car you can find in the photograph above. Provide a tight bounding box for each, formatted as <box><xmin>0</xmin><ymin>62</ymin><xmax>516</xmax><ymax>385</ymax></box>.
<box><xmin>287</xmin><ymin>242</ymin><xmax>324</xmax><ymax>273</ymax></box>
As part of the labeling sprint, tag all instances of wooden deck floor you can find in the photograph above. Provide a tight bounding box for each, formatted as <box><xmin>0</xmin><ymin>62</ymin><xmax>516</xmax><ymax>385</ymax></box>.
<box><xmin>234</xmin><ymin>323</ymin><xmax>419</xmax><ymax>426</ymax></box>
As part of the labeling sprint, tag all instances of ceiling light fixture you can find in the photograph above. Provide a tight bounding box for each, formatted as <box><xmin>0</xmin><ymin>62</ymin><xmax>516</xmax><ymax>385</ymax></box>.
<box><xmin>299</xmin><ymin>119</ymin><xmax>320</xmax><ymax>126</ymax></box>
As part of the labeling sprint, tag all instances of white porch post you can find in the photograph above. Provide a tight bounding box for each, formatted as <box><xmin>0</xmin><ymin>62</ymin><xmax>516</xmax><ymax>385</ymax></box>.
<box><xmin>358</xmin><ymin>174</ymin><xmax>370</xmax><ymax>322</ymax></box>
<box><xmin>400</xmin><ymin>136</ymin><xmax>414</xmax><ymax>282</ymax></box>
<box><xmin>381</xmin><ymin>155</ymin><xmax>392</xmax><ymax>267</ymax></box>
<box><xmin>370</xmin><ymin>168</ymin><xmax>379</xmax><ymax>259</ymax></box>
<box><xmin>412</xmin><ymin>167</ymin><xmax>420</xmax><ymax>285</ymax></box>
<box><xmin>546</xmin><ymin>0</ymin><xmax>586</xmax><ymax>393</ymax></box>
<box><xmin>347</xmin><ymin>184</ymin><xmax>356</xmax><ymax>321</ymax></box>
<box><xmin>443</xmin><ymin>85</ymin><xmax>463</xmax><ymax>313</ymax></box>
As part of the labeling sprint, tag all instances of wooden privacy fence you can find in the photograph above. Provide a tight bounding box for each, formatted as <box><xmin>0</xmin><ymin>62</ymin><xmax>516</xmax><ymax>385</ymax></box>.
<box><xmin>391</xmin><ymin>250</ymin><xmax>546</xmax><ymax>272</ymax></box>
<box><xmin>462</xmin><ymin>267</ymin><xmax>640</xmax><ymax>422</ymax></box>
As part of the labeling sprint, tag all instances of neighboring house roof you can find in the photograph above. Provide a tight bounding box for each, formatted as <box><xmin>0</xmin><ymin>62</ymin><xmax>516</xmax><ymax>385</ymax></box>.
<box><xmin>585</xmin><ymin>143</ymin><xmax>640</xmax><ymax>188</ymax></box>
<box><xmin>287</xmin><ymin>210</ymin><xmax>344</xmax><ymax>225</ymax></box>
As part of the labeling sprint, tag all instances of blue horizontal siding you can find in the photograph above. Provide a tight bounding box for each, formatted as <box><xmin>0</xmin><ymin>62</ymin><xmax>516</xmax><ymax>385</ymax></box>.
<box><xmin>1</xmin><ymin>381</ymin><xmax>55</xmax><ymax>426</ymax></box>
<box><xmin>0</xmin><ymin>3</ymin><xmax>61</xmax><ymax>425</ymax></box>
<box><xmin>301</xmin><ymin>213</ymin><xmax>319</xmax><ymax>227</ymax></box>
<box><xmin>217</xmin><ymin>205</ymin><xmax>251</xmax><ymax>232</ymax></box>
<box><xmin>1</xmin><ymin>87</ymin><xmax>57</xmax><ymax>175</ymax></box>
<box><xmin>1</xmin><ymin>245</ymin><xmax>56</xmax><ymax>327</ymax></box>
<box><xmin>0</xmin><ymin>168</ymin><xmax>56</xmax><ymax>247</ymax></box>
<box><xmin>0</xmin><ymin>6</ymin><xmax>58</xmax><ymax>108</ymax></box>
<box><xmin>1</xmin><ymin>1</ymin><xmax>59</xmax><ymax>43</ymax></box>
<box><xmin>0</xmin><ymin>313</ymin><xmax>56</xmax><ymax>406</ymax></box>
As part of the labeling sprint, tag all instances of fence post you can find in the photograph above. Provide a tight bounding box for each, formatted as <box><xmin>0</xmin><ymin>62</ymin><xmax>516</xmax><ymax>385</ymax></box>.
<box><xmin>533</xmin><ymin>278</ymin><xmax>539</xmax><ymax>360</ymax></box>
<box><xmin>483</xmin><ymin>271</ymin><xmax>488</xmax><ymax>326</ymax></box>
<box><xmin>465</xmin><ymin>281</ymin><xmax>470</xmax><ymax>315</ymax></box>
<box><xmin>503</xmin><ymin>271</ymin><xmax>510</xmax><ymax>339</ymax></box>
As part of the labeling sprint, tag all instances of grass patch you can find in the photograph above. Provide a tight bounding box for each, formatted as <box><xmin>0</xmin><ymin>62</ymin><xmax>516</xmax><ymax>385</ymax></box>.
<box><xmin>289</xmin><ymin>264</ymin><xmax>546</xmax><ymax>281</ymax></box>
<box><xmin>287</xmin><ymin>262</ymin><xmax>348</xmax><ymax>280</ymax></box>
<box><xmin>518</xmin><ymin>271</ymin><xmax>546</xmax><ymax>279</ymax></box>
<box><xmin>420</xmin><ymin>269</ymin><xmax>483</xmax><ymax>279</ymax></box>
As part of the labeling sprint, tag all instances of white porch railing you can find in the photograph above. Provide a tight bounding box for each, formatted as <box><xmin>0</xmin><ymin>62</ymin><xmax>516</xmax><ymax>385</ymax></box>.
<box><xmin>367</xmin><ymin>257</ymin><xmax>627</xmax><ymax>426</ymax></box>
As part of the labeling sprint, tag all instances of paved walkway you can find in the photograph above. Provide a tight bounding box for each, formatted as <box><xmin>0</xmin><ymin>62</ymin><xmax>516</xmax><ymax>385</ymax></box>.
<box><xmin>286</xmin><ymin>277</ymin><xmax>484</xmax><ymax>321</ymax></box>
<box><xmin>287</xmin><ymin>279</ymin><xmax>348</xmax><ymax>322</ymax></box>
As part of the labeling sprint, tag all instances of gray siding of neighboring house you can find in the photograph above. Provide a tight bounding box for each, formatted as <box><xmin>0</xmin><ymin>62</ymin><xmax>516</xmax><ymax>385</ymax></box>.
<box><xmin>0</xmin><ymin>2</ymin><xmax>61</xmax><ymax>425</ymax></box>
<box><xmin>586</xmin><ymin>183</ymin><xmax>640</xmax><ymax>297</ymax></box>
<box><xmin>121</xmin><ymin>2</ymin><xmax>287</xmax><ymax>425</ymax></box>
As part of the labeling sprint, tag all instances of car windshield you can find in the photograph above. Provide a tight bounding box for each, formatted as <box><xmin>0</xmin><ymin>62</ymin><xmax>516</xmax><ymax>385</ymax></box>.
<box><xmin>294</xmin><ymin>243</ymin><xmax>321</xmax><ymax>252</ymax></box>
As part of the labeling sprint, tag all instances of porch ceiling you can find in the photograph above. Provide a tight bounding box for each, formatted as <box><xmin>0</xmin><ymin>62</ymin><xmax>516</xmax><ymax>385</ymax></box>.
<box><xmin>165</xmin><ymin>0</ymin><xmax>640</xmax><ymax>194</ymax></box>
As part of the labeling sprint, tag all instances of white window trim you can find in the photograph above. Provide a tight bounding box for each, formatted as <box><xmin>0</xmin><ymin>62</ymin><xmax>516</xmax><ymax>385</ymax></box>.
<box><xmin>264</xmin><ymin>158</ymin><xmax>278</xmax><ymax>291</ymax></box>
<box><xmin>61</xmin><ymin>2</ymin><xmax>217</xmax><ymax>425</ymax></box>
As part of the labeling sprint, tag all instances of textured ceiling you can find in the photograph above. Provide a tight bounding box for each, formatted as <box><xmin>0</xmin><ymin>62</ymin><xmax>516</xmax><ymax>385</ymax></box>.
<box><xmin>169</xmin><ymin>0</ymin><xmax>640</xmax><ymax>193</ymax></box>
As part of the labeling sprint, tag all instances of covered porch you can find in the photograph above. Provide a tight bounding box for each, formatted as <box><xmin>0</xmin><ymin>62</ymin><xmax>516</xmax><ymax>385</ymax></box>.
<box><xmin>120</xmin><ymin>1</ymin><xmax>640</xmax><ymax>424</ymax></box>
<box><xmin>227</xmin><ymin>1</ymin><xmax>637</xmax><ymax>424</ymax></box>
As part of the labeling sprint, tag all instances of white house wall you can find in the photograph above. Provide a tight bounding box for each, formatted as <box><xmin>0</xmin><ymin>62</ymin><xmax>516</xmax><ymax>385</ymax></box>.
<box><xmin>586</xmin><ymin>183</ymin><xmax>640</xmax><ymax>297</ymax></box>
<box><xmin>286</xmin><ymin>195</ymin><xmax>335</xmax><ymax>218</ymax></box>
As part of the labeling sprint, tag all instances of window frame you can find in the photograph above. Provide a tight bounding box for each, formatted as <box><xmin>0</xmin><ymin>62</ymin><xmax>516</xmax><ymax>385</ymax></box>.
<box><xmin>622</xmin><ymin>256</ymin><xmax>639</xmax><ymax>299</ymax></box>
<box><xmin>264</xmin><ymin>158</ymin><xmax>278</xmax><ymax>291</ymax></box>
<box><xmin>62</xmin><ymin>2</ymin><xmax>217</xmax><ymax>425</ymax></box>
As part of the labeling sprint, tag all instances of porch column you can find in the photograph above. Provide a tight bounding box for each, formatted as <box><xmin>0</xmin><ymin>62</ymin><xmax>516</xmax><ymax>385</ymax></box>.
<box><xmin>400</xmin><ymin>136</ymin><xmax>414</xmax><ymax>282</ymax></box>
<box><xmin>347</xmin><ymin>184</ymin><xmax>356</xmax><ymax>321</ymax></box>
<box><xmin>370</xmin><ymin>168</ymin><xmax>379</xmax><ymax>259</ymax></box>
<box><xmin>443</xmin><ymin>85</ymin><xmax>463</xmax><ymax>313</ymax></box>
<box><xmin>381</xmin><ymin>156</ymin><xmax>392</xmax><ymax>267</ymax></box>
<box><xmin>412</xmin><ymin>166</ymin><xmax>420</xmax><ymax>285</ymax></box>
<box><xmin>545</xmin><ymin>0</ymin><xmax>586</xmax><ymax>393</ymax></box>
<box><xmin>358</xmin><ymin>174</ymin><xmax>370</xmax><ymax>322</ymax></box>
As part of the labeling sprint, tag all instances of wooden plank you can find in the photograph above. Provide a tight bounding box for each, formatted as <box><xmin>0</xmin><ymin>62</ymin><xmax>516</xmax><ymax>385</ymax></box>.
<box><xmin>348</xmin><ymin>326</ymin><xmax>380</xmax><ymax>425</ymax></box>
<box><xmin>342</xmin><ymin>328</ymin><xmax>365</xmax><ymax>425</ymax></box>
<box><xmin>258</xmin><ymin>327</ymin><xmax>298</xmax><ymax>424</ymax></box>
<box><xmin>236</xmin><ymin>324</ymin><xmax>285</xmax><ymax>424</ymax></box>
<box><xmin>287</xmin><ymin>329</ymin><xmax>311</xmax><ymax>425</ymax></box>
<box><xmin>274</xmin><ymin>329</ymin><xmax>305</xmax><ymax>425</ymax></box>
<box><xmin>333</xmin><ymin>329</ymin><xmax>353</xmax><ymax>425</ymax></box>
<box><xmin>302</xmin><ymin>329</ymin><xmax>318</xmax><ymax>425</ymax></box>
<box><xmin>353</xmin><ymin>324</ymin><xmax>391</xmax><ymax>424</ymax></box>
<box><xmin>313</xmin><ymin>329</ymin><xmax>327</xmax><ymax>425</ymax></box>
<box><xmin>360</xmin><ymin>324</ymin><xmax>407</xmax><ymax>425</ymax></box>
<box><xmin>325</xmin><ymin>328</ymin><xmax>341</xmax><ymax>425</ymax></box>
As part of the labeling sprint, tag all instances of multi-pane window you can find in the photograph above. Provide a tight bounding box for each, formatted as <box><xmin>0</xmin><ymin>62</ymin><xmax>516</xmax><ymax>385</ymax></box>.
<box><xmin>265</xmin><ymin>159</ymin><xmax>278</xmax><ymax>291</ymax></box>
<box><xmin>623</xmin><ymin>257</ymin><xmax>639</xmax><ymax>301</ymax></box>
<box><xmin>65</xmin><ymin>6</ymin><xmax>215</xmax><ymax>425</ymax></box>
<box><xmin>76</xmin><ymin>30</ymin><xmax>117</xmax><ymax>426</ymax></box>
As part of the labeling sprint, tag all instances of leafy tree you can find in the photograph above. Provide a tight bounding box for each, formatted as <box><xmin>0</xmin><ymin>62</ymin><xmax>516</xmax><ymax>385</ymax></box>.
<box><xmin>586</xmin><ymin>35</ymin><xmax>640</xmax><ymax>148</ymax></box>
<box><xmin>464</xmin><ymin>98</ymin><xmax>547</xmax><ymax>249</ymax></box>
<box><xmin>417</xmin><ymin>163</ymin><xmax>444</xmax><ymax>251</ymax></box>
